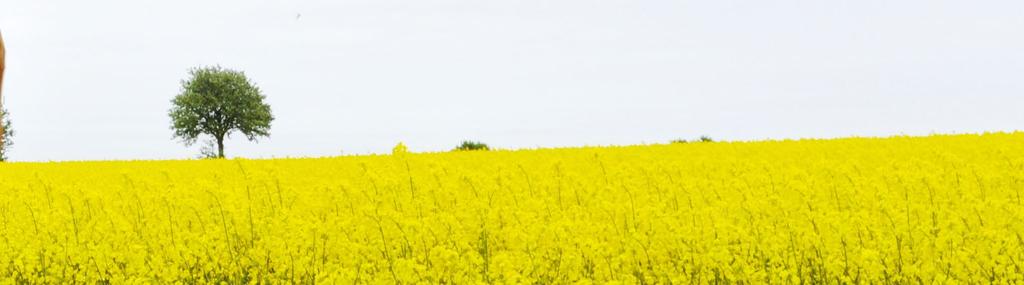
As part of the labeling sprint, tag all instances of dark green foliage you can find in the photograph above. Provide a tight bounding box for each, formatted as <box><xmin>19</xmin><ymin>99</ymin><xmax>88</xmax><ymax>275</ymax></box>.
<box><xmin>0</xmin><ymin>109</ymin><xmax>12</xmax><ymax>162</ymax></box>
<box><xmin>699</xmin><ymin>136</ymin><xmax>714</xmax><ymax>142</ymax></box>
<box><xmin>169</xmin><ymin>66</ymin><xmax>273</xmax><ymax>158</ymax></box>
<box><xmin>455</xmin><ymin>141</ymin><xmax>490</xmax><ymax>151</ymax></box>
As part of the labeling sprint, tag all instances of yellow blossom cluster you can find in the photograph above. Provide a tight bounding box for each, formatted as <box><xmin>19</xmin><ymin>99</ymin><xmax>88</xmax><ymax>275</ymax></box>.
<box><xmin>0</xmin><ymin>133</ymin><xmax>1023</xmax><ymax>283</ymax></box>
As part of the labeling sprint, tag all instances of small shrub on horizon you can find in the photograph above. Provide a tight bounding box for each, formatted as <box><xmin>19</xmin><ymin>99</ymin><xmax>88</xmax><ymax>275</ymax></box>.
<box><xmin>454</xmin><ymin>141</ymin><xmax>490</xmax><ymax>151</ymax></box>
<box><xmin>671</xmin><ymin>136</ymin><xmax>713</xmax><ymax>144</ymax></box>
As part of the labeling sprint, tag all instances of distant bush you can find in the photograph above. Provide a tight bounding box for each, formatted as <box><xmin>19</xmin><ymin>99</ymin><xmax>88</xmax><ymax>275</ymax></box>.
<box><xmin>455</xmin><ymin>141</ymin><xmax>490</xmax><ymax>151</ymax></box>
<box><xmin>671</xmin><ymin>136</ymin><xmax>714</xmax><ymax>144</ymax></box>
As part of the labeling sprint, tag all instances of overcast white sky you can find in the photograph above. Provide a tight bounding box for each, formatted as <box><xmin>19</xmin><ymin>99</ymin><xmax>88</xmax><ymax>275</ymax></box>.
<box><xmin>1</xmin><ymin>0</ymin><xmax>1022</xmax><ymax>161</ymax></box>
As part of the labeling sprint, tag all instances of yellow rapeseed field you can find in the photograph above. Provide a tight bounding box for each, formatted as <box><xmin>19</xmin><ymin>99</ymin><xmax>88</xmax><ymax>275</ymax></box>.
<box><xmin>1</xmin><ymin>133</ymin><xmax>1023</xmax><ymax>284</ymax></box>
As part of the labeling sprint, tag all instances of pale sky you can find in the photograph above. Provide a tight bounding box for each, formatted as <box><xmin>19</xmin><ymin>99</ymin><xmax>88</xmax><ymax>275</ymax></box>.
<box><xmin>1</xmin><ymin>0</ymin><xmax>1022</xmax><ymax>161</ymax></box>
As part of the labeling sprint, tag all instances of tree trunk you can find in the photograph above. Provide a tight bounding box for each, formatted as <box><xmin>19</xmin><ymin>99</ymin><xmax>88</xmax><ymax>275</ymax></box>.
<box><xmin>216</xmin><ymin>136</ymin><xmax>225</xmax><ymax>158</ymax></box>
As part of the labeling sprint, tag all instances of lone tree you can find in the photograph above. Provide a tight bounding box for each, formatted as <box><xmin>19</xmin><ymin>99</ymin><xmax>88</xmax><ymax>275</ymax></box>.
<box><xmin>169</xmin><ymin>66</ymin><xmax>273</xmax><ymax>158</ymax></box>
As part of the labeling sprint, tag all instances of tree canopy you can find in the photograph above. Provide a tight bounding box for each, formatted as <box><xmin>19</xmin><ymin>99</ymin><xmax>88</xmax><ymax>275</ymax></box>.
<box><xmin>169</xmin><ymin>66</ymin><xmax>273</xmax><ymax>158</ymax></box>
